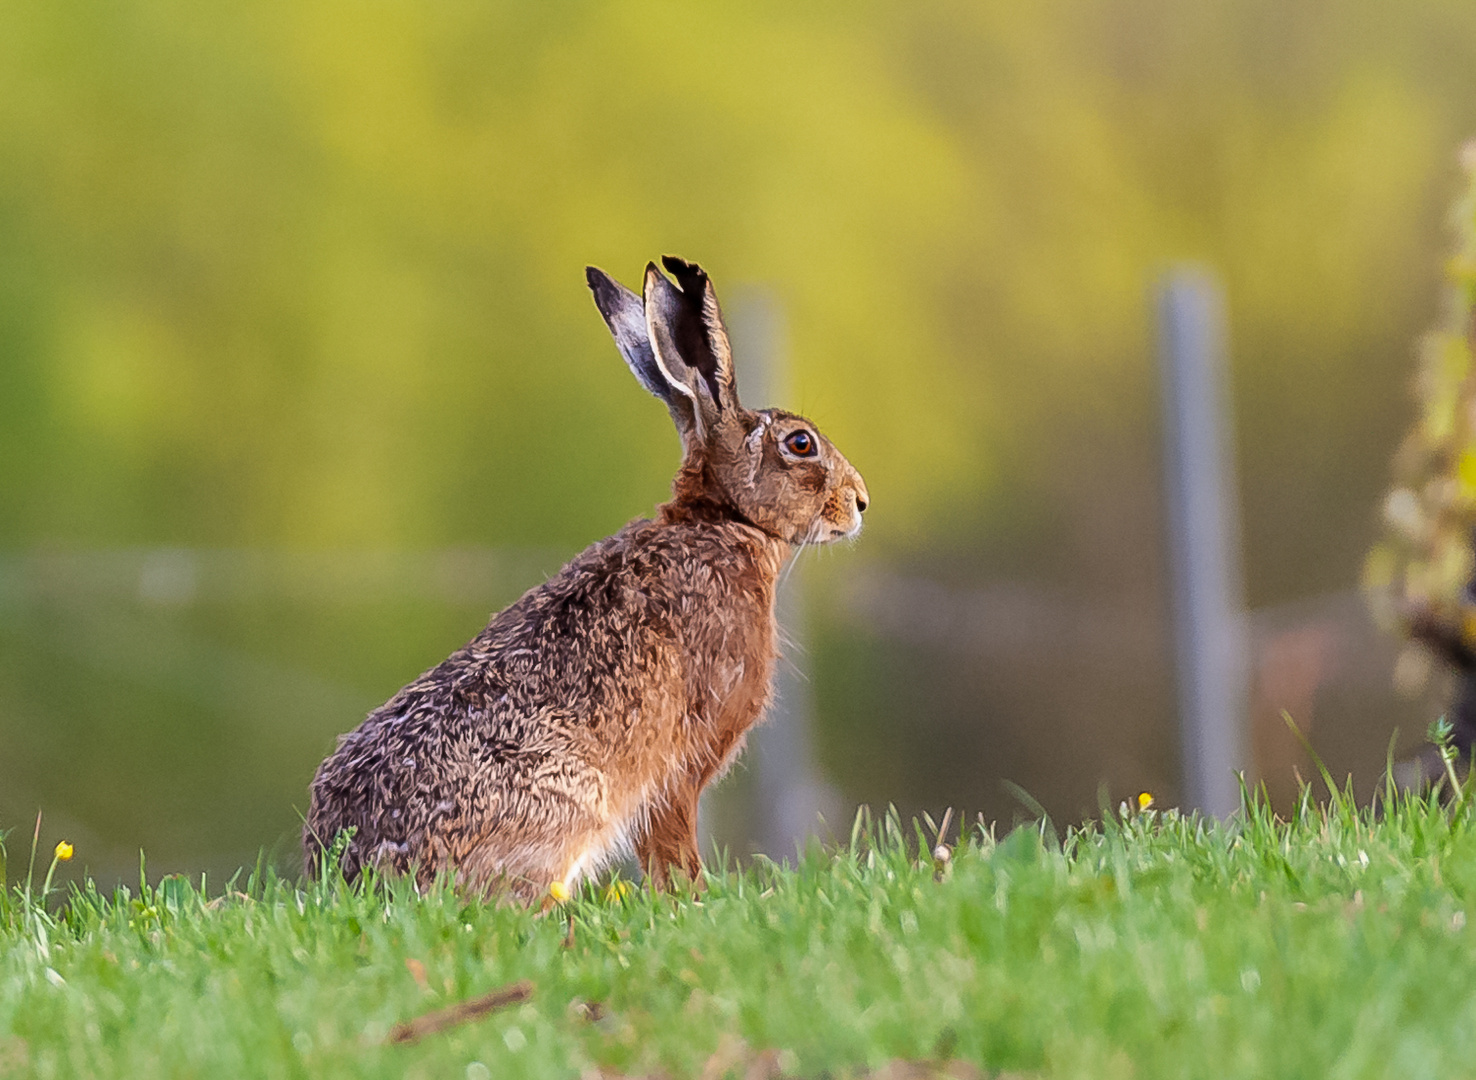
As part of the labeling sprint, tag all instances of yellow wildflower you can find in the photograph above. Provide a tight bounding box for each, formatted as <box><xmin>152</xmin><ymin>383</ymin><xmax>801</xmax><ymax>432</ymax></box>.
<box><xmin>54</xmin><ymin>841</ymin><xmax>74</xmax><ymax>862</ymax></box>
<box><xmin>1137</xmin><ymin>792</ymin><xmax>1154</xmax><ymax>811</ymax></box>
<box><xmin>604</xmin><ymin>879</ymin><xmax>633</xmax><ymax>903</ymax></box>
<box><xmin>549</xmin><ymin>880</ymin><xmax>570</xmax><ymax>903</ymax></box>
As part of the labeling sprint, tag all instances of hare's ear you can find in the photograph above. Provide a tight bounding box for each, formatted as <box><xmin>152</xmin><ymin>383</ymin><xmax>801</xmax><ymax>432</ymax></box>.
<box><xmin>586</xmin><ymin>266</ymin><xmax>671</xmax><ymax>403</ymax></box>
<box><xmin>643</xmin><ymin>257</ymin><xmax>741</xmax><ymax>445</ymax></box>
<box><xmin>660</xmin><ymin>255</ymin><xmax>739</xmax><ymax>412</ymax></box>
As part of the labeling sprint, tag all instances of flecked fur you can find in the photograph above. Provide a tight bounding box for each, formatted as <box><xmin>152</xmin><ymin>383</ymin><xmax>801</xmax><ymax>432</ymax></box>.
<box><xmin>304</xmin><ymin>257</ymin><xmax>867</xmax><ymax>901</ymax></box>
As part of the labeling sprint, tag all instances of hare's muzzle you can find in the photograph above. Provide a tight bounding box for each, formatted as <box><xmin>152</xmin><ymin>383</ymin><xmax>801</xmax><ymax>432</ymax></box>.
<box><xmin>827</xmin><ymin>473</ymin><xmax>867</xmax><ymax>541</ymax></box>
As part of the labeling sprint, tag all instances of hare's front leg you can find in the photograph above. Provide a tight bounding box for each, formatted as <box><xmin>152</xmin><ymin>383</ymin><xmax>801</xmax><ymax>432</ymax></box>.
<box><xmin>636</xmin><ymin>782</ymin><xmax>701</xmax><ymax>889</ymax></box>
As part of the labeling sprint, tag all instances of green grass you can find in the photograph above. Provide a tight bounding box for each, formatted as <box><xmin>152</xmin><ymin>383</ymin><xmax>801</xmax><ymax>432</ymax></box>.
<box><xmin>5</xmin><ymin>781</ymin><xmax>1476</xmax><ymax>1079</ymax></box>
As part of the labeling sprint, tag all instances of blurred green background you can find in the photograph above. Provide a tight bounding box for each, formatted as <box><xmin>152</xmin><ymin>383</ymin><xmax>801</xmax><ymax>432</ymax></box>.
<box><xmin>2</xmin><ymin>0</ymin><xmax>1474</xmax><ymax>883</ymax></box>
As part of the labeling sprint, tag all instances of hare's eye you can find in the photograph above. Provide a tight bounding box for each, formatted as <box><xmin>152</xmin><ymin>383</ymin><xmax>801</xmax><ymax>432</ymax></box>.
<box><xmin>784</xmin><ymin>430</ymin><xmax>816</xmax><ymax>457</ymax></box>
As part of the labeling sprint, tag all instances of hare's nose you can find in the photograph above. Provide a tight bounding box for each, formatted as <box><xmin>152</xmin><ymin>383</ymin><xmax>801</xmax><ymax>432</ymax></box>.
<box><xmin>853</xmin><ymin>481</ymin><xmax>869</xmax><ymax>514</ymax></box>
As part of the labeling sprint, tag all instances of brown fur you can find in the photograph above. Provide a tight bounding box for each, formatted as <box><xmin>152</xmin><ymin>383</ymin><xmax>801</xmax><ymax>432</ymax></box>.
<box><xmin>304</xmin><ymin>257</ymin><xmax>867</xmax><ymax>901</ymax></box>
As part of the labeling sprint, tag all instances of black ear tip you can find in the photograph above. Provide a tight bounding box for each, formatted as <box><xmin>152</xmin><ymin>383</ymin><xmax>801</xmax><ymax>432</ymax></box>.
<box><xmin>585</xmin><ymin>267</ymin><xmax>619</xmax><ymax>308</ymax></box>
<box><xmin>662</xmin><ymin>254</ymin><xmax>701</xmax><ymax>276</ymax></box>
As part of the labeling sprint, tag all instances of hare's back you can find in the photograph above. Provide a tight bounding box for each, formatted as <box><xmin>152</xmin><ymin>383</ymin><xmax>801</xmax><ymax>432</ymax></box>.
<box><xmin>310</xmin><ymin>531</ymin><xmax>685</xmax><ymax>816</ymax></box>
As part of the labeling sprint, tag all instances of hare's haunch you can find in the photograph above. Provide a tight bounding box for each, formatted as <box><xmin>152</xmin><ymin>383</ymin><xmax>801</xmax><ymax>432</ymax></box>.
<box><xmin>304</xmin><ymin>257</ymin><xmax>868</xmax><ymax>901</ymax></box>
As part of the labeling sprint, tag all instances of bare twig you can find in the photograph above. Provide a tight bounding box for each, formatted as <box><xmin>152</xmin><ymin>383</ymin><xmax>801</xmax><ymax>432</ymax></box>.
<box><xmin>387</xmin><ymin>979</ymin><xmax>533</xmax><ymax>1045</ymax></box>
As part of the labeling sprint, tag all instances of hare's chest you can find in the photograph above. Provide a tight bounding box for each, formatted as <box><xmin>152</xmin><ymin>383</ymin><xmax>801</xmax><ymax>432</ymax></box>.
<box><xmin>692</xmin><ymin>615</ymin><xmax>778</xmax><ymax>764</ymax></box>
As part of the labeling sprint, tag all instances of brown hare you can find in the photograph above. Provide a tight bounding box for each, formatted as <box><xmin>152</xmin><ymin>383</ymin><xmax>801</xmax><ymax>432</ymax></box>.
<box><xmin>304</xmin><ymin>256</ymin><xmax>868</xmax><ymax>902</ymax></box>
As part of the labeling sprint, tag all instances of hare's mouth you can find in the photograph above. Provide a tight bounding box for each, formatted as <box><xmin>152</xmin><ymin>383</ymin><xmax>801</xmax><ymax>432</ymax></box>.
<box><xmin>805</xmin><ymin>489</ymin><xmax>866</xmax><ymax>545</ymax></box>
<box><xmin>808</xmin><ymin>513</ymin><xmax>863</xmax><ymax>545</ymax></box>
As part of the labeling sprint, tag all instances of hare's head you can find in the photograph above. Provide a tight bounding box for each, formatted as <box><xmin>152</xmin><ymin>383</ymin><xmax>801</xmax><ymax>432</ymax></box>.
<box><xmin>587</xmin><ymin>256</ymin><xmax>868</xmax><ymax>546</ymax></box>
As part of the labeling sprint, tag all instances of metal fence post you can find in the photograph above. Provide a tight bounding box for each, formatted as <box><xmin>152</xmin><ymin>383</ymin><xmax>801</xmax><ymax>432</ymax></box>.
<box><xmin>1158</xmin><ymin>268</ymin><xmax>1249</xmax><ymax>818</ymax></box>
